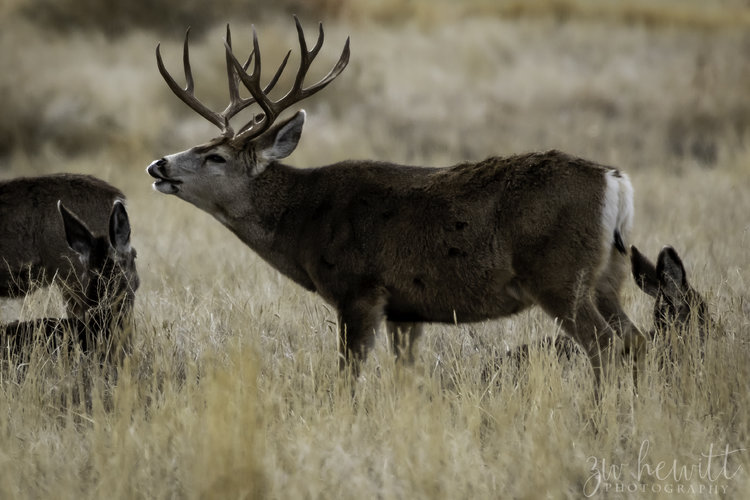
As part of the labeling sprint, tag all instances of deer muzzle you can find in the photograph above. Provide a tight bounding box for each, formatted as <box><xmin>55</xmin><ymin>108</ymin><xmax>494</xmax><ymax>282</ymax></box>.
<box><xmin>147</xmin><ymin>159</ymin><xmax>182</xmax><ymax>194</ymax></box>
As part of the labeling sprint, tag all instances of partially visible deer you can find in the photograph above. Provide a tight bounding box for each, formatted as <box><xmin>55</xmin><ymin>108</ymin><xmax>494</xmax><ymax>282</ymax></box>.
<box><xmin>502</xmin><ymin>245</ymin><xmax>711</xmax><ymax>369</ymax></box>
<box><xmin>630</xmin><ymin>245</ymin><xmax>712</xmax><ymax>341</ymax></box>
<box><xmin>0</xmin><ymin>175</ymin><xmax>139</xmax><ymax>356</ymax></box>
<box><xmin>147</xmin><ymin>17</ymin><xmax>642</xmax><ymax>386</ymax></box>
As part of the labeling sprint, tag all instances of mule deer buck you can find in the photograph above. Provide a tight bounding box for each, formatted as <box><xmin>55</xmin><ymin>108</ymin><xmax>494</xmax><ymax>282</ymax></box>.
<box><xmin>0</xmin><ymin>175</ymin><xmax>139</xmax><ymax>356</ymax></box>
<box><xmin>147</xmin><ymin>17</ymin><xmax>642</xmax><ymax>385</ymax></box>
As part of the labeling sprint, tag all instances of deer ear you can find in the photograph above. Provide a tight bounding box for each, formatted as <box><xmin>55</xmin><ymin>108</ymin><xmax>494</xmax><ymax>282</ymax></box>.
<box><xmin>630</xmin><ymin>245</ymin><xmax>660</xmax><ymax>298</ymax></box>
<box><xmin>254</xmin><ymin>110</ymin><xmax>305</xmax><ymax>172</ymax></box>
<box><xmin>109</xmin><ymin>200</ymin><xmax>131</xmax><ymax>253</ymax></box>
<box><xmin>656</xmin><ymin>246</ymin><xmax>688</xmax><ymax>301</ymax></box>
<box><xmin>58</xmin><ymin>200</ymin><xmax>96</xmax><ymax>261</ymax></box>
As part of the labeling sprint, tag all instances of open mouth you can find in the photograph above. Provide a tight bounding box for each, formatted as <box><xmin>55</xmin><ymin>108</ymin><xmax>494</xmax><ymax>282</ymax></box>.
<box><xmin>147</xmin><ymin>164</ymin><xmax>182</xmax><ymax>194</ymax></box>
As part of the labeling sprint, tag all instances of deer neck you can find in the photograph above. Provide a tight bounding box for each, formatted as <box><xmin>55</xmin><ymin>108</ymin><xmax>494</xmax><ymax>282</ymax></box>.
<box><xmin>218</xmin><ymin>162</ymin><xmax>316</xmax><ymax>290</ymax></box>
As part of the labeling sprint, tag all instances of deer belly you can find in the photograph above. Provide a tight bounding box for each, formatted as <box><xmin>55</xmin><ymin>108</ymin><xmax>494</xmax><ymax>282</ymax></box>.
<box><xmin>384</xmin><ymin>273</ymin><xmax>531</xmax><ymax>324</ymax></box>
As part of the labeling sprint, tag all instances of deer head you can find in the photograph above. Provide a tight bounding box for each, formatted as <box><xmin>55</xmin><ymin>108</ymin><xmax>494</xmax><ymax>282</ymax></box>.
<box><xmin>630</xmin><ymin>245</ymin><xmax>711</xmax><ymax>341</ymax></box>
<box><xmin>147</xmin><ymin>16</ymin><xmax>349</xmax><ymax>223</ymax></box>
<box><xmin>58</xmin><ymin>200</ymin><xmax>139</xmax><ymax>329</ymax></box>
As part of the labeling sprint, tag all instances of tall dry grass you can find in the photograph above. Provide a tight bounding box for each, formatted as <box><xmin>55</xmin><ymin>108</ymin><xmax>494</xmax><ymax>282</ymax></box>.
<box><xmin>1</xmin><ymin>1</ymin><xmax>749</xmax><ymax>498</ymax></box>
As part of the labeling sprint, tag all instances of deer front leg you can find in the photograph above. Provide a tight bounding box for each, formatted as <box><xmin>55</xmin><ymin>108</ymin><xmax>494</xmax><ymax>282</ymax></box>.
<box><xmin>337</xmin><ymin>287</ymin><xmax>388</xmax><ymax>377</ymax></box>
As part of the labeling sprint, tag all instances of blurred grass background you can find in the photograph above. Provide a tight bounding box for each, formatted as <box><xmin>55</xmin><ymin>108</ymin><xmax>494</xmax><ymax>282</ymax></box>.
<box><xmin>1</xmin><ymin>1</ymin><xmax>749</xmax><ymax>498</ymax></box>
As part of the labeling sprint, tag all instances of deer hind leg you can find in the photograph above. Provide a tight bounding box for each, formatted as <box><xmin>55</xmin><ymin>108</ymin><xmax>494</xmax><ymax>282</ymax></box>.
<box><xmin>595</xmin><ymin>247</ymin><xmax>644</xmax><ymax>354</ymax></box>
<box><xmin>386</xmin><ymin>321</ymin><xmax>424</xmax><ymax>365</ymax></box>
<box><xmin>536</xmin><ymin>289</ymin><xmax>616</xmax><ymax>390</ymax></box>
<box><xmin>337</xmin><ymin>287</ymin><xmax>388</xmax><ymax>377</ymax></box>
<box><xmin>567</xmin><ymin>298</ymin><xmax>616</xmax><ymax>389</ymax></box>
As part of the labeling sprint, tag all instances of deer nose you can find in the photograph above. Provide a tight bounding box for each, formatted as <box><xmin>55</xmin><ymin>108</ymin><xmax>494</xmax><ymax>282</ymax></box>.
<box><xmin>146</xmin><ymin>158</ymin><xmax>167</xmax><ymax>175</ymax></box>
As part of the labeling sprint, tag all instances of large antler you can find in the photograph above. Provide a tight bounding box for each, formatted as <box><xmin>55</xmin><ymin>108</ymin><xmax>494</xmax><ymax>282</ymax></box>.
<box><xmin>225</xmin><ymin>15</ymin><xmax>350</xmax><ymax>142</ymax></box>
<box><xmin>156</xmin><ymin>25</ymin><xmax>291</xmax><ymax>138</ymax></box>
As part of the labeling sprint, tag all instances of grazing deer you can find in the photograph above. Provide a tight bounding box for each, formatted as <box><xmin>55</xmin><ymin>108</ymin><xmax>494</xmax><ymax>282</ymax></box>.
<box><xmin>0</xmin><ymin>176</ymin><xmax>139</xmax><ymax>356</ymax></box>
<box><xmin>147</xmin><ymin>17</ymin><xmax>641</xmax><ymax>385</ymax></box>
<box><xmin>503</xmin><ymin>245</ymin><xmax>711</xmax><ymax>371</ymax></box>
<box><xmin>630</xmin><ymin>245</ymin><xmax>711</xmax><ymax>341</ymax></box>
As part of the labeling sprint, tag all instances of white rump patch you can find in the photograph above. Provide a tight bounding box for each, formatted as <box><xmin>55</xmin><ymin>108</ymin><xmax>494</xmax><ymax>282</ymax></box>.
<box><xmin>597</xmin><ymin>170</ymin><xmax>634</xmax><ymax>277</ymax></box>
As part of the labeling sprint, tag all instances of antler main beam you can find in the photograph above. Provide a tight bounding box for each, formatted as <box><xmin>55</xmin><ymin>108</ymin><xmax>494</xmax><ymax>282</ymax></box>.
<box><xmin>155</xmin><ymin>16</ymin><xmax>349</xmax><ymax>140</ymax></box>
<box><xmin>156</xmin><ymin>28</ymin><xmax>228</xmax><ymax>132</ymax></box>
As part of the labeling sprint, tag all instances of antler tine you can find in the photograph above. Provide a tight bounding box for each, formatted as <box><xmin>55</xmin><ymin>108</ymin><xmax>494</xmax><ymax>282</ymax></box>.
<box><xmin>308</xmin><ymin>19</ymin><xmax>326</xmax><ymax>61</ymax></box>
<box><xmin>156</xmin><ymin>29</ymin><xmax>227</xmax><ymax>132</ymax></box>
<box><xmin>219</xmin><ymin>24</ymin><xmax>254</xmax><ymax>136</ymax></box>
<box><xmin>301</xmin><ymin>36</ymin><xmax>350</xmax><ymax>97</ymax></box>
<box><xmin>290</xmin><ymin>16</ymin><xmax>319</xmax><ymax>92</ymax></box>
<box><xmin>182</xmin><ymin>28</ymin><xmax>195</xmax><ymax>94</ymax></box>
<box><xmin>244</xmin><ymin>26</ymin><xmax>276</xmax><ymax>126</ymax></box>
<box><xmin>266</xmin><ymin>49</ymin><xmax>292</xmax><ymax>94</ymax></box>
<box><xmin>231</xmin><ymin>25</ymin><xmax>256</xmax><ymax>81</ymax></box>
<box><xmin>225</xmin><ymin>25</ymin><xmax>239</xmax><ymax>103</ymax></box>
<box><xmin>222</xmin><ymin>25</ymin><xmax>239</xmax><ymax>136</ymax></box>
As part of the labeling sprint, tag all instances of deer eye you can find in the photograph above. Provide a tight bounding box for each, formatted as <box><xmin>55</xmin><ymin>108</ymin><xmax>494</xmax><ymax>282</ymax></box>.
<box><xmin>206</xmin><ymin>154</ymin><xmax>226</xmax><ymax>164</ymax></box>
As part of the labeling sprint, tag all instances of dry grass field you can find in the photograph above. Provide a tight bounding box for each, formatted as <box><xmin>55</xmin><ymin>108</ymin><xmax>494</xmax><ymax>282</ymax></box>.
<box><xmin>1</xmin><ymin>1</ymin><xmax>749</xmax><ymax>498</ymax></box>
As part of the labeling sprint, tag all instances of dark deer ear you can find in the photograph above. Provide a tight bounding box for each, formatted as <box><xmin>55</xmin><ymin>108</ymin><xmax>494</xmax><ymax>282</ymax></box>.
<box><xmin>656</xmin><ymin>246</ymin><xmax>688</xmax><ymax>301</ymax></box>
<box><xmin>58</xmin><ymin>200</ymin><xmax>96</xmax><ymax>261</ymax></box>
<box><xmin>109</xmin><ymin>200</ymin><xmax>131</xmax><ymax>252</ymax></box>
<box><xmin>254</xmin><ymin>110</ymin><xmax>305</xmax><ymax>172</ymax></box>
<box><xmin>630</xmin><ymin>245</ymin><xmax>659</xmax><ymax>298</ymax></box>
